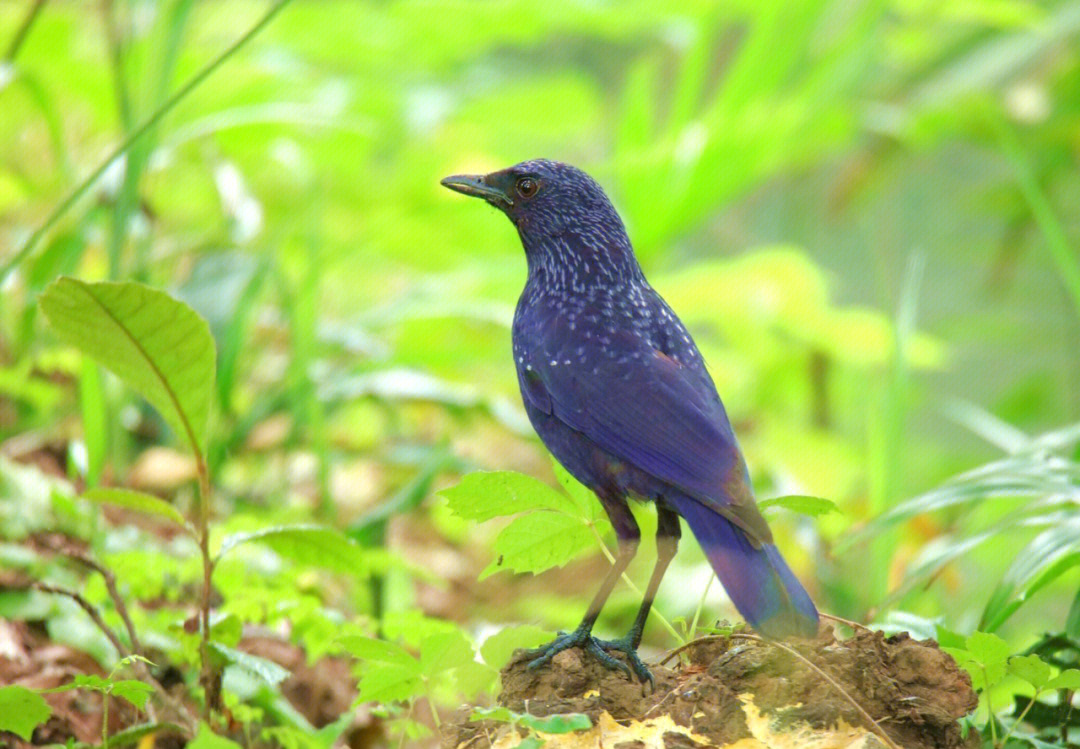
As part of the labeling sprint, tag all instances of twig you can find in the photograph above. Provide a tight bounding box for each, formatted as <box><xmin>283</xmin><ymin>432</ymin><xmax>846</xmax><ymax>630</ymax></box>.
<box><xmin>64</xmin><ymin>550</ymin><xmax>143</xmax><ymax>655</ymax></box>
<box><xmin>729</xmin><ymin>633</ymin><xmax>902</xmax><ymax>749</ymax></box>
<box><xmin>820</xmin><ymin>612</ymin><xmax>874</xmax><ymax>634</ymax></box>
<box><xmin>31</xmin><ymin>582</ymin><xmax>195</xmax><ymax>735</ymax></box>
<box><xmin>33</xmin><ymin>582</ymin><xmax>130</xmax><ymax>657</ymax></box>
<box><xmin>657</xmin><ymin>633</ymin><xmax>728</xmax><ymax>666</ymax></box>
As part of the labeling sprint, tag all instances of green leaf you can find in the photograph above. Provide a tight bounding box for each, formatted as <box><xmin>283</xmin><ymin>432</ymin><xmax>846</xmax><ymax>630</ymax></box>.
<box><xmin>109</xmin><ymin>679</ymin><xmax>154</xmax><ymax>709</ymax></box>
<box><xmin>83</xmin><ymin>487</ymin><xmax>187</xmax><ymax>528</ymax></box>
<box><xmin>0</xmin><ymin>685</ymin><xmax>52</xmax><ymax>740</ymax></box>
<box><xmin>440</xmin><ymin>471</ymin><xmax>578</xmax><ymax>522</ymax></box>
<box><xmin>965</xmin><ymin>631</ymin><xmax>1011</xmax><ymax>667</ymax></box>
<box><xmin>188</xmin><ymin>721</ymin><xmax>243</xmax><ymax>749</ymax></box>
<box><xmin>209</xmin><ymin>642</ymin><xmax>290</xmax><ymax>688</ymax></box>
<box><xmin>356</xmin><ymin>660</ymin><xmax>423</xmax><ymax>703</ymax></box>
<box><xmin>549</xmin><ymin>459</ymin><xmax>603</xmax><ymax>521</ymax></box>
<box><xmin>39</xmin><ymin>278</ymin><xmax>216</xmax><ymax>459</ymax></box>
<box><xmin>758</xmin><ymin>494</ymin><xmax>840</xmax><ymax>517</ymax></box>
<box><xmin>515</xmin><ymin>738</ymin><xmax>544</xmax><ymax>749</ymax></box>
<box><xmin>480</xmin><ymin>511</ymin><xmax>596</xmax><ymax>580</ymax></box>
<box><xmin>419</xmin><ymin>629</ymin><xmax>475</xmax><ymax>676</ymax></box>
<box><xmin>471</xmin><ymin>706</ymin><xmax>515</xmax><ymax>723</ymax></box>
<box><xmin>78</xmin><ymin>359</ymin><xmax>107</xmax><ymax>487</ymax></box>
<box><xmin>340</xmin><ymin>636</ymin><xmax>417</xmax><ymax>667</ymax></box>
<box><xmin>1009</xmin><ymin>654</ymin><xmax>1052</xmax><ymax>689</ymax></box>
<box><xmin>480</xmin><ymin>625</ymin><xmax>553</xmax><ymax>669</ymax></box>
<box><xmin>519</xmin><ymin>712</ymin><xmax>593</xmax><ymax>734</ymax></box>
<box><xmin>1047</xmin><ymin>668</ymin><xmax>1080</xmax><ymax>690</ymax></box>
<box><xmin>216</xmin><ymin>524</ymin><xmax>378</xmax><ymax>574</ymax></box>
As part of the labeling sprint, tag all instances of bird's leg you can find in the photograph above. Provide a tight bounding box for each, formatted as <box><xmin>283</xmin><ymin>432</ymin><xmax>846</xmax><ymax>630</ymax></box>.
<box><xmin>595</xmin><ymin>504</ymin><xmax>681</xmax><ymax>686</ymax></box>
<box><xmin>526</xmin><ymin>494</ymin><xmax>640</xmax><ymax>677</ymax></box>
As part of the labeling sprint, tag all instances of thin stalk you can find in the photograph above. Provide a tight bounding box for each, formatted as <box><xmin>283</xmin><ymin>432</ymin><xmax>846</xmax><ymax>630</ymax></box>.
<box><xmin>195</xmin><ymin>456</ymin><xmax>217</xmax><ymax>719</ymax></box>
<box><xmin>983</xmin><ymin>665</ymin><xmax>997</xmax><ymax>747</ymax></box>
<box><xmin>101</xmin><ymin>688</ymin><xmax>110</xmax><ymax>749</ymax></box>
<box><xmin>999</xmin><ymin>688</ymin><xmax>1041</xmax><ymax>748</ymax></box>
<box><xmin>3</xmin><ymin>0</ymin><xmax>48</xmax><ymax>62</ymax></box>
<box><xmin>0</xmin><ymin>0</ymin><xmax>295</xmax><ymax>284</ymax></box>
<box><xmin>688</xmin><ymin>573</ymin><xmax>715</xmax><ymax>642</ymax></box>
<box><xmin>992</xmin><ymin>112</ymin><xmax>1080</xmax><ymax>321</ymax></box>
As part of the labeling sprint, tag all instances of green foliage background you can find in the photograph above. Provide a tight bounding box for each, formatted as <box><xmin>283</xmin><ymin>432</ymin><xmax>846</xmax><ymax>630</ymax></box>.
<box><xmin>2</xmin><ymin>0</ymin><xmax>1080</xmax><ymax>743</ymax></box>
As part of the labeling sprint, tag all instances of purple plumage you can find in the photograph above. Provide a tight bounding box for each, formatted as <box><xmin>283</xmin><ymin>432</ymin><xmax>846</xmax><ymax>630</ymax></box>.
<box><xmin>442</xmin><ymin>159</ymin><xmax>818</xmax><ymax>682</ymax></box>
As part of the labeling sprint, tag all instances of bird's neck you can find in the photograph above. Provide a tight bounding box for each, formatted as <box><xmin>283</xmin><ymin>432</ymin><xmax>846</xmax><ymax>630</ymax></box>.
<box><xmin>520</xmin><ymin>224</ymin><xmax>645</xmax><ymax>291</ymax></box>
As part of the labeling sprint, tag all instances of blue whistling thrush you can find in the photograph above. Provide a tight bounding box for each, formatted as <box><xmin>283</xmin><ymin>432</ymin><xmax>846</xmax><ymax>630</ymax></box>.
<box><xmin>441</xmin><ymin>159</ymin><xmax>818</xmax><ymax>684</ymax></box>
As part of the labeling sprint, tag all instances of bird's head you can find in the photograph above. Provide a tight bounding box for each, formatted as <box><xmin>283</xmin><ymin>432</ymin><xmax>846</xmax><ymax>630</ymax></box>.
<box><xmin>442</xmin><ymin>159</ymin><xmax>640</xmax><ymax>283</ymax></box>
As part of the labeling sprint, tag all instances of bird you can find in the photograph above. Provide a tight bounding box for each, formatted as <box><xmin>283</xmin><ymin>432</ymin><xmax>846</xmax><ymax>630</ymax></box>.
<box><xmin>441</xmin><ymin>159</ymin><xmax>818</xmax><ymax>684</ymax></box>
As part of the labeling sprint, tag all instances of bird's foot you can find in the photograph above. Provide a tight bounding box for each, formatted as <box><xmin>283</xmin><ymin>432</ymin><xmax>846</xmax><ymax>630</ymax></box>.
<box><xmin>525</xmin><ymin>627</ymin><xmax>653</xmax><ymax>686</ymax></box>
<box><xmin>594</xmin><ymin>634</ymin><xmax>653</xmax><ymax>688</ymax></box>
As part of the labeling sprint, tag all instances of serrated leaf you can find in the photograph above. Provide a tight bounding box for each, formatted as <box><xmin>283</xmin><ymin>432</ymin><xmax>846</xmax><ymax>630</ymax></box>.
<box><xmin>83</xmin><ymin>487</ymin><xmax>187</xmax><ymax>528</ymax></box>
<box><xmin>549</xmin><ymin>459</ymin><xmax>602</xmax><ymax>521</ymax></box>
<box><xmin>520</xmin><ymin>712</ymin><xmax>592</xmax><ymax>734</ymax></box>
<box><xmin>216</xmin><ymin>524</ymin><xmax>377</xmax><ymax>575</ymax></box>
<box><xmin>966</xmin><ymin>631</ymin><xmax>1011</xmax><ymax>667</ymax></box>
<box><xmin>1009</xmin><ymin>654</ymin><xmax>1052</xmax><ymax>689</ymax></box>
<box><xmin>1048</xmin><ymin>668</ymin><xmax>1080</xmax><ymax>690</ymax></box>
<box><xmin>440</xmin><ymin>471</ymin><xmax>577</xmax><ymax>522</ymax></box>
<box><xmin>340</xmin><ymin>636</ymin><xmax>417</xmax><ymax>667</ymax></box>
<box><xmin>420</xmin><ymin>629</ymin><xmax>476</xmax><ymax>676</ymax></box>
<box><xmin>0</xmin><ymin>685</ymin><xmax>52</xmax><ymax>740</ymax></box>
<box><xmin>209</xmin><ymin>642</ymin><xmax>290</xmax><ymax>688</ymax></box>
<box><xmin>480</xmin><ymin>625</ymin><xmax>553</xmax><ymax>669</ymax></box>
<box><xmin>758</xmin><ymin>494</ymin><xmax>840</xmax><ymax>517</ymax></box>
<box><xmin>480</xmin><ymin>511</ymin><xmax>596</xmax><ymax>580</ymax></box>
<box><xmin>188</xmin><ymin>721</ymin><xmax>242</xmax><ymax>749</ymax></box>
<box><xmin>356</xmin><ymin>660</ymin><xmax>423</xmax><ymax>703</ymax></box>
<box><xmin>109</xmin><ymin>679</ymin><xmax>153</xmax><ymax>709</ymax></box>
<box><xmin>39</xmin><ymin>278</ymin><xmax>215</xmax><ymax>459</ymax></box>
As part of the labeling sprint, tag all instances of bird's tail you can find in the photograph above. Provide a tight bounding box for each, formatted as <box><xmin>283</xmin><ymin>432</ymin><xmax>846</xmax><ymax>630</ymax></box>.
<box><xmin>667</xmin><ymin>494</ymin><xmax>819</xmax><ymax>639</ymax></box>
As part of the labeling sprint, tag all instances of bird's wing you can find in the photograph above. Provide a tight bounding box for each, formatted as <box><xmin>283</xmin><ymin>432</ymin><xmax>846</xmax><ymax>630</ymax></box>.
<box><xmin>526</xmin><ymin>324</ymin><xmax>772</xmax><ymax>544</ymax></box>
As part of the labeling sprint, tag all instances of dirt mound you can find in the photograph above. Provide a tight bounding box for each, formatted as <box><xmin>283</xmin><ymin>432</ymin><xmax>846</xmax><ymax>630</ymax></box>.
<box><xmin>444</xmin><ymin>626</ymin><xmax>978</xmax><ymax>749</ymax></box>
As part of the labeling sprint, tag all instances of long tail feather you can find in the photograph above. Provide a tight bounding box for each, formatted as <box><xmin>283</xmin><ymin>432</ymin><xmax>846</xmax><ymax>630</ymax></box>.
<box><xmin>667</xmin><ymin>494</ymin><xmax>819</xmax><ymax>639</ymax></box>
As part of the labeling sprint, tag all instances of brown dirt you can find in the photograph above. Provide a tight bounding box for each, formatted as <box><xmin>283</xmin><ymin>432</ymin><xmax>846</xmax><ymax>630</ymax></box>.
<box><xmin>444</xmin><ymin>626</ymin><xmax>978</xmax><ymax>749</ymax></box>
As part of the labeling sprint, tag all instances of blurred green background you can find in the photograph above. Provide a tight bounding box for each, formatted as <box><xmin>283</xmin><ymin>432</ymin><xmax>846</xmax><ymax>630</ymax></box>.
<box><xmin>2</xmin><ymin>0</ymin><xmax>1080</xmax><ymax>697</ymax></box>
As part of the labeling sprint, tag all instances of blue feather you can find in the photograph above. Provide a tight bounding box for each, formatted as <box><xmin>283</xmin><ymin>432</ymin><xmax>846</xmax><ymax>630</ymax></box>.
<box><xmin>666</xmin><ymin>494</ymin><xmax>819</xmax><ymax>639</ymax></box>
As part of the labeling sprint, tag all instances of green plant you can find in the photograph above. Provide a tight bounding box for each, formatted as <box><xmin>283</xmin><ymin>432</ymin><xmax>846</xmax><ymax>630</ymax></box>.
<box><xmin>941</xmin><ymin>629</ymin><xmax>1080</xmax><ymax>748</ymax></box>
<box><xmin>470</xmin><ymin>706</ymin><xmax>593</xmax><ymax>749</ymax></box>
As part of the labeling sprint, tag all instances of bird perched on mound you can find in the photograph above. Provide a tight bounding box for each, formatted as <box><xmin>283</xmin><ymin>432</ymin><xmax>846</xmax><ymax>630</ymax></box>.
<box><xmin>441</xmin><ymin>160</ymin><xmax>818</xmax><ymax>684</ymax></box>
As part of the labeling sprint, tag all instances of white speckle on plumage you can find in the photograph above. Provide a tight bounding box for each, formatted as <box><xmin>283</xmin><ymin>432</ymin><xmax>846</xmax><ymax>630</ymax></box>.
<box><xmin>550</xmin><ymin>359</ymin><xmax>558</xmax><ymax>366</ymax></box>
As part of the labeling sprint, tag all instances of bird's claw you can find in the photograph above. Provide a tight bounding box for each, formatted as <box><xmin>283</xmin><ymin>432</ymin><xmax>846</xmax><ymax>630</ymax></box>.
<box><xmin>594</xmin><ymin>635</ymin><xmax>654</xmax><ymax>688</ymax></box>
<box><xmin>525</xmin><ymin>628</ymin><xmax>653</xmax><ymax>686</ymax></box>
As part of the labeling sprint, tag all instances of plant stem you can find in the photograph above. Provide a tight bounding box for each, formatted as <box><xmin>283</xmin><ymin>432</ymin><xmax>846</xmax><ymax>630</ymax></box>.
<box><xmin>0</xmin><ymin>0</ymin><xmax>295</xmax><ymax>284</ymax></box>
<box><xmin>999</xmin><ymin>688</ymin><xmax>1041</xmax><ymax>748</ymax></box>
<box><xmin>688</xmin><ymin>574</ymin><xmax>714</xmax><ymax>642</ymax></box>
<box><xmin>102</xmin><ymin>686</ymin><xmax>110</xmax><ymax>749</ymax></box>
<box><xmin>195</xmin><ymin>455</ymin><xmax>218</xmax><ymax>719</ymax></box>
<box><xmin>983</xmin><ymin>665</ymin><xmax>997</xmax><ymax>747</ymax></box>
<box><xmin>992</xmin><ymin>111</ymin><xmax>1080</xmax><ymax>321</ymax></box>
<box><xmin>3</xmin><ymin>0</ymin><xmax>47</xmax><ymax>63</ymax></box>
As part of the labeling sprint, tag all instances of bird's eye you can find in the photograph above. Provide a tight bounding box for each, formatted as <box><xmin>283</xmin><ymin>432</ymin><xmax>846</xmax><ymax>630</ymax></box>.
<box><xmin>516</xmin><ymin>177</ymin><xmax>538</xmax><ymax>198</ymax></box>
